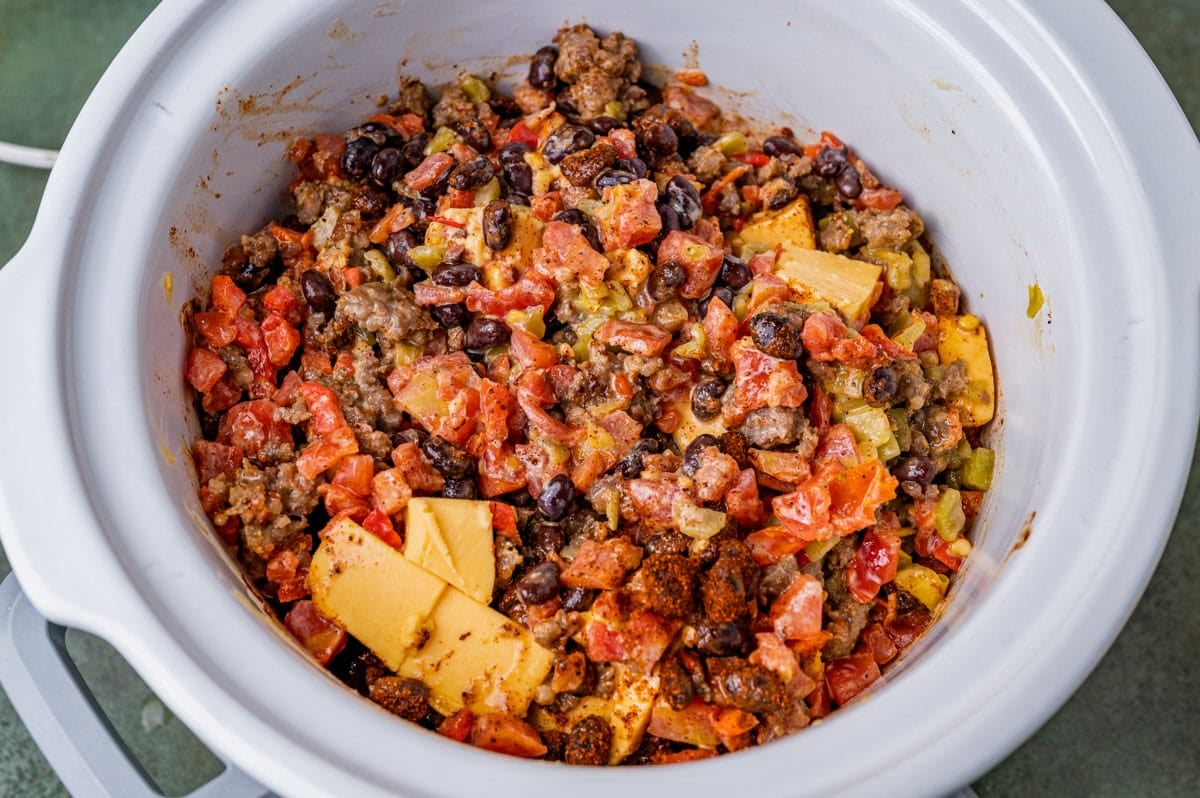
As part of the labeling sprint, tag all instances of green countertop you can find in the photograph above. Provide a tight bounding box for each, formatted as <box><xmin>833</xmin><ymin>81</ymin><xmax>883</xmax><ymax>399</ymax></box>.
<box><xmin>1</xmin><ymin>2</ymin><xmax>1197</xmax><ymax>796</ymax></box>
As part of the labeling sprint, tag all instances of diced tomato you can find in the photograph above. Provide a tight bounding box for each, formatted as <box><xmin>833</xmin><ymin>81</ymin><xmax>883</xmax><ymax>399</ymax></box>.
<box><xmin>814</xmin><ymin>424</ymin><xmax>860</xmax><ymax>470</ymax></box>
<box><xmin>724</xmin><ymin>339</ymin><xmax>807</xmax><ymax>426</ymax></box>
<box><xmin>389</xmin><ymin>353</ymin><xmax>481</xmax><ymax>446</ymax></box>
<box><xmin>801</xmin><ymin>313</ymin><xmax>849</xmax><ymax>362</ymax></box>
<box><xmin>507</xmin><ymin>121</ymin><xmax>539</xmax><ymax>148</ymax></box>
<box><xmin>607</xmin><ymin>127</ymin><xmax>637</xmax><ymax>160</ymax></box>
<box><xmin>584</xmin><ymin>618</ymin><xmax>627</xmax><ymax>663</ymax></box>
<box><xmin>593</xmin><ymin>319</ymin><xmax>673</xmax><ymax>357</ymax></box>
<box><xmin>733</xmin><ymin>151</ymin><xmax>770</xmax><ymax>167</ymax></box>
<box><xmin>702</xmin><ymin>298</ymin><xmax>738</xmax><ymax>363</ymax></box>
<box><xmin>647</xmin><ymin>700</ymin><xmax>722</xmax><ymax>749</ymax></box>
<box><xmin>194</xmin><ymin>311</ymin><xmax>237</xmax><ymax>348</ymax></box>
<box><xmin>490</xmin><ymin>501</ymin><xmax>519</xmax><ymax>541</ymax></box>
<box><xmin>825</xmin><ymin>652</ymin><xmax>882</xmax><ymax>706</ymax></box>
<box><xmin>266</xmin><ymin>549</ymin><xmax>300</xmax><ymax>584</ymax></box>
<box><xmin>270</xmin><ymin>223</ymin><xmax>316</xmax><ymax>269</ymax></box>
<box><xmin>310</xmin><ymin>134</ymin><xmax>347</xmax><ymax>180</ymax></box>
<box><xmin>861</xmin><ymin>623</ymin><xmax>899</xmax><ymax>666</ymax></box>
<box><xmin>404</xmin><ymin>152</ymin><xmax>455</xmax><ymax>190</ymax></box>
<box><xmin>469</xmin><ymin>714</ymin><xmax>547</xmax><ymax>759</ymax></box>
<box><xmin>300</xmin><ymin>351</ymin><xmax>333</xmax><ymax>377</ymax></box>
<box><xmin>331</xmin><ymin>454</ymin><xmax>374</xmax><ymax>497</ymax></box>
<box><xmin>597</xmin><ymin>178</ymin><xmax>661</xmax><ymax>250</ymax></box>
<box><xmin>362</xmin><ymin>507</ymin><xmax>403</xmax><ymax>549</ymax></box>
<box><xmin>478</xmin><ymin>379</ymin><xmax>512</xmax><ymax>444</ymax></box>
<box><xmin>628</xmin><ymin>478</ymin><xmax>686</xmax><ymax>530</ymax></box>
<box><xmin>217</xmin><ymin>400</ymin><xmax>293</xmax><ymax>461</ymax></box>
<box><xmin>509</xmin><ymin>327</ymin><xmax>560</xmax><ymax>369</ymax></box>
<box><xmin>725</xmin><ymin>468</ymin><xmax>765</xmax><ymax>526</ymax></box>
<box><xmin>858</xmin><ymin>187</ymin><xmax>904</xmax><ymax>211</ymax></box>
<box><xmin>622</xmin><ymin>610</ymin><xmax>680</xmax><ymax>671</ymax></box>
<box><xmin>368</xmin><ymin>112</ymin><xmax>425</xmax><ymax>137</ymax></box>
<box><xmin>847</xmin><ymin>530</ymin><xmax>902</xmax><ymax>603</ymax></box>
<box><xmin>185</xmin><ymin>347</ymin><xmax>228</xmax><ymax>393</ymax></box>
<box><xmin>283</xmin><ymin>600</ymin><xmax>346</xmax><ymax>665</ymax></box>
<box><xmin>560</xmin><ymin>538</ymin><xmax>643</xmax><ymax>590</ymax></box>
<box><xmin>299</xmin><ymin>382</ymin><xmax>348</xmax><ymax>435</ymax></box>
<box><xmin>437</xmin><ymin>709</ymin><xmax>475</xmax><ymax>743</ymax></box>
<box><xmin>296</xmin><ymin>426</ymin><xmax>359</xmax><ymax>480</ymax></box>
<box><xmin>478</xmin><ymin>441</ymin><xmax>527</xmax><ymax>497</ymax></box>
<box><xmin>210</xmin><ymin>275</ymin><xmax>246</xmax><ymax>316</ymax></box>
<box><xmin>233</xmin><ymin>317</ymin><xmax>277</xmax><ymax>397</ymax></box>
<box><xmin>828</xmin><ymin>459</ymin><xmax>899</xmax><ymax>535</ymax></box>
<box><xmin>371</xmin><ymin>467</ymin><xmax>413</xmax><ymax>516</ymax></box>
<box><xmin>262</xmin><ymin>285</ymin><xmax>302</xmax><ymax>321</ymax></box>
<box><xmin>516</xmin><ymin>375</ymin><xmax>583</xmax><ymax>446</ymax></box>
<box><xmin>656</xmin><ymin>230</ymin><xmax>725</xmax><ymax>299</ymax></box>
<box><xmin>534</xmin><ymin>220</ymin><xmax>610</xmax><ymax>285</ymax></box>
<box><xmin>261</xmin><ymin>313</ymin><xmax>301</xmax><ymax>368</ymax></box>
<box><xmin>413</xmin><ymin>280</ymin><xmax>469</xmax><ymax>306</ymax></box>
<box><xmin>808</xmin><ymin>680</ymin><xmax>832</xmax><ymax>719</ymax></box>
<box><xmin>192</xmin><ymin>439</ymin><xmax>244</xmax><ymax>483</ymax></box>
<box><xmin>320</xmin><ymin>482</ymin><xmax>371</xmax><ymax>519</ymax></box>
<box><xmin>691</xmin><ymin>446</ymin><xmax>740</xmax><ymax>503</ymax></box>
<box><xmin>202</xmin><ymin>377</ymin><xmax>242</xmax><ymax>413</ymax></box>
<box><xmin>745</xmin><ymin>273</ymin><xmax>791</xmax><ymax>317</ymax></box>
<box><xmin>273</xmin><ymin>370</ymin><xmax>302</xmax><ymax>405</ymax></box>
<box><xmin>770</xmin><ymin>482</ymin><xmax>833</xmax><ymax>544</ymax></box>
<box><xmin>770</xmin><ymin>573</ymin><xmax>825</xmax><ymax>643</ymax></box>
<box><xmin>529</xmin><ymin>191</ymin><xmax>563</xmax><ymax>222</ymax></box>
<box><xmin>390</xmin><ymin>441</ymin><xmax>445</xmax><ymax>493</ymax></box>
<box><xmin>342</xmin><ymin>267</ymin><xmax>365</xmax><ymax>288</ymax></box>
<box><xmin>809</xmin><ymin>382</ymin><xmax>833</xmax><ymax>429</ymax></box>
<box><xmin>465</xmin><ymin>275</ymin><xmax>556</xmax><ymax>317</ymax></box>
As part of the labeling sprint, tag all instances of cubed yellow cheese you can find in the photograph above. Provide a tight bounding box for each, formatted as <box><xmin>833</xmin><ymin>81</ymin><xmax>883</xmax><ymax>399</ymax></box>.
<box><xmin>529</xmin><ymin>666</ymin><xmax>659</xmax><ymax>764</ymax></box>
<box><xmin>738</xmin><ymin>196</ymin><xmax>817</xmax><ymax>251</ymax></box>
<box><xmin>671</xmin><ymin>397</ymin><xmax>727</xmax><ymax>451</ymax></box>
<box><xmin>936</xmin><ymin>315</ymin><xmax>996</xmax><ymax>427</ymax></box>
<box><xmin>405</xmin><ymin>498</ymin><xmax>495</xmax><ymax>604</ymax></box>
<box><xmin>774</xmin><ymin>244</ymin><xmax>882</xmax><ymax>325</ymax></box>
<box><xmin>307</xmin><ymin>518</ymin><xmax>447</xmax><ymax>671</ymax></box>
<box><xmin>398</xmin><ymin>587</ymin><xmax>554</xmax><ymax>717</ymax></box>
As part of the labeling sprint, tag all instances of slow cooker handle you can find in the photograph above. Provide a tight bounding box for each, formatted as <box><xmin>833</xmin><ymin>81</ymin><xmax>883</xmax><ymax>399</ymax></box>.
<box><xmin>0</xmin><ymin>573</ymin><xmax>271</xmax><ymax>798</ymax></box>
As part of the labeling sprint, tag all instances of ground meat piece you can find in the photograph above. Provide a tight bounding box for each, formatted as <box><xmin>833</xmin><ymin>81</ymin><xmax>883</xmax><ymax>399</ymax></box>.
<box><xmin>431</xmin><ymin>84</ymin><xmax>477</xmax><ymax>130</ymax></box>
<box><xmin>659</xmin><ymin>656</ymin><xmax>694</xmax><ymax>710</ymax></box>
<box><xmin>368</xmin><ymin>676</ymin><xmax>431</xmax><ymax>722</ymax></box>
<box><xmin>929</xmin><ymin>277</ymin><xmax>961</xmax><ymax>316</ymax></box>
<box><xmin>919</xmin><ymin>404</ymin><xmax>963</xmax><ymax>455</ymax></box>
<box><xmin>513</xmin><ymin>81</ymin><xmax>554</xmax><ymax>114</ymax></box>
<box><xmin>691</xmin><ymin>446</ymin><xmax>740</xmax><ymax>503</ymax></box>
<box><xmin>270</xmin><ymin>462</ymin><xmax>321</xmax><ymax>517</ymax></box>
<box><xmin>706</xmin><ymin>658</ymin><xmax>789</xmax><ymax>714</ymax></box>
<box><xmin>855</xmin><ymin>206</ymin><xmax>924</xmax><ymax>249</ymax></box>
<box><xmin>560</xmin><ymin>141</ymin><xmax>619</xmax><ymax>186</ymax></box>
<box><xmin>779</xmin><ymin>152</ymin><xmax>814</xmax><ymax>182</ymax></box>
<box><xmin>290</xmin><ymin>181</ymin><xmax>354</xmax><ymax>226</ymax></box>
<box><xmin>391</xmin><ymin>75</ymin><xmax>431</xmax><ymax>117</ymax></box>
<box><xmin>755</xmin><ymin>701</ymin><xmax>811</xmax><ymax>745</ymax></box>
<box><xmin>633</xmin><ymin>554</ymin><xmax>697</xmax><ymax>618</ymax></box>
<box><xmin>822</xmin><ymin>538</ymin><xmax>871</xmax><ymax>659</ymax></box>
<box><xmin>553</xmin><ymin>24</ymin><xmax>641</xmax><ymax>119</ymax></box>
<box><xmin>741</xmin><ymin>406</ymin><xmax>808</xmax><ymax>449</ymax></box>
<box><xmin>240</xmin><ymin>226</ymin><xmax>278</xmax><ymax>267</ymax></box>
<box><xmin>218</xmin><ymin>345</ymin><xmax>254</xmax><ymax>390</ymax></box>
<box><xmin>323</xmin><ymin>282</ymin><xmax>434</xmax><ymax>358</ymax></box>
<box><xmin>701</xmin><ymin>541</ymin><xmax>758</xmax><ymax>623</ymax></box>
<box><xmin>686</xmin><ymin>143</ymin><xmax>727</xmax><ymax>184</ymax></box>
<box><xmin>565</xmin><ymin>715</ymin><xmax>614</xmax><ymax>765</ymax></box>
<box><xmin>759</xmin><ymin>177</ymin><xmax>797</xmax><ymax>210</ymax></box>
<box><xmin>818</xmin><ymin>211</ymin><xmax>857</xmax><ymax>253</ymax></box>
<box><xmin>928</xmin><ymin>358</ymin><xmax>969</xmax><ymax>402</ymax></box>
<box><xmin>893</xmin><ymin>358</ymin><xmax>931</xmax><ymax>411</ymax></box>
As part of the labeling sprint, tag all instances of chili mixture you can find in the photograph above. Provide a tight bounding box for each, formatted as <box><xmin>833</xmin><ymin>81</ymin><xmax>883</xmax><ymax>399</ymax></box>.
<box><xmin>186</xmin><ymin>25</ymin><xmax>996</xmax><ymax>764</ymax></box>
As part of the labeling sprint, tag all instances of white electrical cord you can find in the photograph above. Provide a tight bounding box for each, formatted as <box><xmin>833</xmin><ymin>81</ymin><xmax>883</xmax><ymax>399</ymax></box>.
<box><xmin>0</xmin><ymin>141</ymin><xmax>58</xmax><ymax>169</ymax></box>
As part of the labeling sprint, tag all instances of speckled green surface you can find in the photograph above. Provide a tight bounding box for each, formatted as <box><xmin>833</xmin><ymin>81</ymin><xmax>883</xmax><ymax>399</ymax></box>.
<box><xmin>0</xmin><ymin>2</ymin><xmax>1197</xmax><ymax>796</ymax></box>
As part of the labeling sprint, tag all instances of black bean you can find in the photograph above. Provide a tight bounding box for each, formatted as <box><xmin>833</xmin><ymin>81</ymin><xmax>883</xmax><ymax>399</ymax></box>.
<box><xmin>482</xmin><ymin>199</ymin><xmax>513</xmax><ymax>251</ymax></box>
<box><xmin>528</xmin><ymin>521</ymin><xmax>565</xmax><ymax>559</ymax></box>
<box><xmin>666</xmin><ymin>175</ymin><xmax>703</xmax><ymax>227</ymax></box>
<box><xmin>814</xmin><ymin>145</ymin><xmax>848</xmax><ymax>178</ymax></box>
<box><xmin>657</xmin><ymin>204</ymin><xmax>681</xmax><ymax>239</ymax></box>
<box><xmin>498</xmin><ymin>141</ymin><xmax>532</xmax><ymax>166</ymax></box>
<box><xmin>528</xmin><ymin>45</ymin><xmax>558</xmax><ymax>89</ymax></box>
<box><xmin>647</xmin><ymin>260</ymin><xmax>686</xmax><ymax>301</ymax></box>
<box><xmin>864</xmin><ymin>365</ymin><xmax>898</xmax><ymax>406</ymax></box>
<box><xmin>516</xmin><ymin>562</ymin><xmax>561</xmax><ymax>605</ymax></box>
<box><xmin>542</xmin><ymin>124</ymin><xmax>594</xmax><ymax>164</ymax></box>
<box><xmin>351</xmin><ymin>185</ymin><xmax>391</xmax><ymax>217</ymax></box>
<box><xmin>503</xmin><ymin>161</ymin><xmax>533</xmax><ymax>195</ymax></box>
<box><xmin>762</xmin><ymin>135</ymin><xmax>803</xmax><ymax>157</ymax></box>
<box><xmin>451</xmin><ymin>116</ymin><xmax>492</xmax><ymax>153</ymax></box>
<box><xmin>506</xmin><ymin>191</ymin><xmax>530</xmax><ymax>207</ymax></box>
<box><xmin>640</xmin><ymin>121</ymin><xmax>677</xmax><ymax>157</ymax></box>
<box><xmin>698</xmin><ymin>286</ymin><xmax>734</xmax><ymax>319</ymax></box>
<box><xmin>383</xmin><ymin>230</ymin><xmax>418</xmax><ymax>267</ymax></box>
<box><xmin>489</xmin><ymin>96</ymin><xmax>522</xmax><ymax>119</ymax></box>
<box><xmin>579</xmin><ymin>222</ymin><xmax>602</xmax><ymax>253</ymax></box>
<box><xmin>448</xmin><ymin>157</ymin><xmax>495</xmax><ymax>190</ymax></box>
<box><xmin>561</xmin><ymin>586</ymin><xmax>596</xmax><ymax>612</ymax></box>
<box><xmin>762</xmin><ymin>176</ymin><xmax>798</xmax><ymax>210</ymax></box>
<box><xmin>617</xmin><ymin>437</ymin><xmax>661</xmax><ymax>478</ymax></box>
<box><xmin>418</xmin><ymin>166</ymin><xmax>452</xmax><ymax>200</ymax></box>
<box><xmin>552</xmin><ymin>208</ymin><xmax>588</xmax><ymax>226</ymax></box>
<box><xmin>432</xmin><ymin>262</ymin><xmax>481</xmax><ymax>287</ymax></box>
<box><xmin>421</xmin><ymin>436</ymin><xmax>474</xmax><ymax>479</ymax></box>
<box><xmin>369</xmin><ymin>147</ymin><xmax>403</xmax><ymax>186</ymax></box>
<box><xmin>682</xmin><ymin>433</ymin><xmax>720</xmax><ymax>476</ymax></box>
<box><xmin>442</xmin><ymin>478</ymin><xmax>478</xmax><ymax>499</ymax></box>
<box><xmin>300</xmin><ymin>269</ymin><xmax>336</xmax><ymax>315</ymax></box>
<box><xmin>836</xmin><ymin>164</ymin><xmax>863</xmax><ymax>199</ymax></box>
<box><xmin>748</xmin><ymin>312</ymin><xmax>805</xmax><ymax>359</ymax></box>
<box><xmin>430</xmin><ymin>303</ymin><xmax>467</xmax><ymax>328</ymax></box>
<box><xmin>538</xmin><ymin>474</ymin><xmax>576</xmax><ymax>522</ymax></box>
<box><xmin>691</xmin><ymin>379</ymin><xmax>726</xmax><ymax>421</ymax></box>
<box><xmin>342</xmin><ymin>137</ymin><xmax>379</xmax><ymax>178</ymax></box>
<box><xmin>588</xmin><ymin>115</ymin><xmax>621</xmax><ymax>135</ymax></box>
<box><xmin>229</xmin><ymin>260</ymin><xmax>272</xmax><ymax>292</ymax></box>
<box><xmin>401</xmin><ymin>133</ymin><xmax>430</xmax><ymax>169</ymax></box>
<box><xmin>465</xmin><ymin>317</ymin><xmax>510</xmax><ymax>351</ymax></box>
<box><xmin>894</xmin><ymin>455</ymin><xmax>936</xmax><ymax>486</ymax></box>
<box><xmin>695</xmin><ymin>621</ymin><xmax>751</xmax><ymax>656</ymax></box>
<box><xmin>620</xmin><ymin>157</ymin><xmax>648</xmax><ymax>179</ymax></box>
<box><xmin>596</xmin><ymin>169</ymin><xmax>636</xmax><ymax>189</ymax></box>
<box><xmin>719</xmin><ymin>254</ymin><xmax>752</xmax><ymax>289</ymax></box>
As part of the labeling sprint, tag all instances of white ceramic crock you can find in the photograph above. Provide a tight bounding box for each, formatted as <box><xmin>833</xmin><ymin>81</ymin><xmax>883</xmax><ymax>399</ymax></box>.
<box><xmin>1</xmin><ymin>1</ymin><xmax>1197</xmax><ymax>796</ymax></box>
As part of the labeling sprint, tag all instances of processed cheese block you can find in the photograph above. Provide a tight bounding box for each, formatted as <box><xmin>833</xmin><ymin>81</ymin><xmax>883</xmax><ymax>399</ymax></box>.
<box><xmin>936</xmin><ymin>315</ymin><xmax>996</xmax><ymax>427</ymax></box>
<box><xmin>398</xmin><ymin>587</ymin><xmax>555</xmax><ymax>717</ymax></box>
<box><xmin>404</xmin><ymin>497</ymin><xmax>495</xmax><ymax>604</ymax></box>
<box><xmin>307</xmin><ymin>517</ymin><xmax>447</xmax><ymax>671</ymax></box>
<box><xmin>738</xmin><ymin>196</ymin><xmax>818</xmax><ymax>251</ymax></box>
<box><xmin>774</xmin><ymin>244</ymin><xmax>882</xmax><ymax>325</ymax></box>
